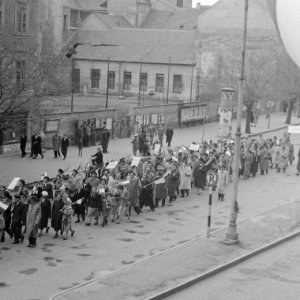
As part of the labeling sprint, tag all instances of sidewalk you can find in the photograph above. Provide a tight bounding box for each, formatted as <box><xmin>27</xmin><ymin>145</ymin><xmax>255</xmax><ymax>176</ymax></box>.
<box><xmin>51</xmin><ymin>199</ymin><xmax>300</xmax><ymax>300</ymax></box>
<box><xmin>0</xmin><ymin>112</ymin><xmax>298</xmax><ymax>186</ymax></box>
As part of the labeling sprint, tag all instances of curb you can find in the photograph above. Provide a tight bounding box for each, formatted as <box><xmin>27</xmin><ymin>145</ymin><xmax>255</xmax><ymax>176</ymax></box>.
<box><xmin>145</xmin><ymin>229</ymin><xmax>300</xmax><ymax>300</ymax></box>
<box><xmin>49</xmin><ymin>197</ymin><xmax>300</xmax><ymax>300</ymax></box>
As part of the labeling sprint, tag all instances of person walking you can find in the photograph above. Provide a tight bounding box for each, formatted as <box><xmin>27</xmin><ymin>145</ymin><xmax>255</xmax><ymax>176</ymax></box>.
<box><xmin>101</xmin><ymin>123</ymin><xmax>110</xmax><ymax>153</ymax></box>
<box><xmin>61</xmin><ymin>133</ymin><xmax>69</xmax><ymax>160</ymax></box>
<box><xmin>20</xmin><ymin>133</ymin><xmax>27</xmax><ymax>158</ymax></box>
<box><xmin>91</xmin><ymin>123</ymin><xmax>96</xmax><ymax>146</ymax></box>
<box><xmin>179</xmin><ymin>161</ymin><xmax>192</xmax><ymax>197</ymax></box>
<box><xmin>25</xmin><ymin>195</ymin><xmax>41</xmax><ymax>248</ymax></box>
<box><xmin>38</xmin><ymin>191</ymin><xmax>51</xmax><ymax>237</ymax></box>
<box><xmin>86</xmin><ymin>124</ymin><xmax>91</xmax><ymax>147</ymax></box>
<box><xmin>33</xmin><ymin>133</ymin><xmax>43</xmax><ymax>159</ymax></box>
<box><xmin>277</xmin><ymin>145</ymin><xmax>289</xmax><ymax>173</ymax></box>
<box><xmin>157</xmin><ymin>124</ymin><xmax>164</xmax><ymax>147</ymax></box>
<box><xmin>166</xmin><ymin>126</ymin><xmax>174</xmax><ymax>147</ymax></box>
<box><xmin>296</xmin><ymin>148</ymin><xmax>300</xmax><ymax>176</ymax></box>
<box><xmin>61</xmin><ymin>198</ymin><xmax>75</xmax><ymax>240</ymax></box>
<box><xmin>52</xmin><ymin>132</ymin><xmax>61</xmax><ymax>158</ymax></box>
<box><xmin>30</xmin><ymin>132</ymin><xmax>37</xmax><ymax>157</ymax></box>
<box><xmin>86</xmin><ymin>186</ymin><xmax>101</xmax><ymax>226</ymax></box>
<box><xmin>126</xmin><ymin>170</ymin><xmax>141</xmax><ymax>221</ymax></box>
<box><xmin>217</xmin><ymin>164</ymin><xmax>229</xmax><ymax>201</ymax></box>
<box><xmin>51</xmin><ymin>193</ymin><xmax>64</xmax><ymax>238</ymax></box>
<box><xmin>10</xmin><ymin>194</ymin><xmax>25</xmax><ymax>244</ymax></box>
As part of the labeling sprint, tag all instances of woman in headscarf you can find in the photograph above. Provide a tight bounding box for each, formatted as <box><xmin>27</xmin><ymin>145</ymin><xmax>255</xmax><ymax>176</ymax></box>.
<box><xmin>61</xmin><ymin>198</ymin><xmax>75</xmax><ymax>240</ymax></box>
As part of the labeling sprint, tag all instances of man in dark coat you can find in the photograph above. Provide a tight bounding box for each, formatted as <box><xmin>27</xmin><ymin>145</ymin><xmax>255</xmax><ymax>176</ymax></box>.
<box><xmin>10</xmin><ymin>194</ymin><xmax>25</xmax><ymax>244</ymax></box>
<box><xmin>38</xmin><ymin>191</ymin><xmax>51</xmax><ymax>236</ymax></box>
<box><xmin>20</xmin><ymin>133</ymin><xmax>27</xmax><ymax>158</ymax></box>
<box><xmin>91</xmin><ymin>148</ymin><xmax>103</xmax><ymax>168</ymax></box>
<box><xmin>166</xmin><ymin>126</ymin><xmax>174</xmax><ymax>147</ymax></box>
<box><xmin>42</xmin><ymin>176</ymin><xmax>53</xmax><ymax>200</ymax></box>
<box><xmin>30</xmin><ymin>133</ymin><xmax>36</xmax><ymax>157</ymax></box>
<box><xmin>61</xmin><ymin>133</ymin><xmax>69</xmax><ymax>160</ymax></box>
<box><xmin>33</xmin><ymin>133</ymin><xmax>43</xmax><ymax>159</ymax></box>
<box><xmin>101</xmin><ymin>124</ymin><xmax>110</xmax><ymax>153</ymax></box>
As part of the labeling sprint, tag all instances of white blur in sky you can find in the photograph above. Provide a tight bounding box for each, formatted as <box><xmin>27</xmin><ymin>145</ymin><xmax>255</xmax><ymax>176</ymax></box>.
<box><xmin>192</xmin><ymin>0</ymin><xmax>219</xmax><ymax>7</ymax></box>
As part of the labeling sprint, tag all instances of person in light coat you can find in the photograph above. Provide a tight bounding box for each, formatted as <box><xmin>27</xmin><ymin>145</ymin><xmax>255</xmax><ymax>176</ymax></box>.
<box><xmin>25</xmin><ymin>195</ymin><xmax>41</xmax><ymax>248</ymax></box>
<box><xmin>217</xmin><ymin>165</ymin><xmax>229</xmax><ymax>201</ymax></box>
<box><xmin>179</xmin><ymin>161</ymin><xmax>192</xmax><ymax>198</ymax></box>
<box><xmin>278</xmin><ymin>145</ymin><xmax>289</xmax><ymax>173</ymax></box>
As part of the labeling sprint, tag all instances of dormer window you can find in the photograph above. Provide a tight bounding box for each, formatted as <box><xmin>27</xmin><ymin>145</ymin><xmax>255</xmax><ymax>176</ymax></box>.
<box><xmin>177</xmin><ymin>0</ymin><xmax>183</xmax><ymax>8</ymax></box>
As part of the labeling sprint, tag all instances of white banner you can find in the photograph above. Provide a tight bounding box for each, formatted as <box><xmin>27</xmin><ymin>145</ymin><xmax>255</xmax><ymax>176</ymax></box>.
<box><xmin>287</xmin><ymin>126</ymin><xmax>300</xmax><ymax>134</ymax></box>
<box><xmin>7</xmin><ymin>177</ymin><xmax>21</xmax><ymax>190</ymax></box>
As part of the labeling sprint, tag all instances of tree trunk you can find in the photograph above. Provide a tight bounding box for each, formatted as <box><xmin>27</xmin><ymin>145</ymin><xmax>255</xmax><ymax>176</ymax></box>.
<box><xmin>245</xmin><ymin>105</ymin><xmax>252</xmax><ymax>134</ymax></box>
<box><xmin>285</xmin><ymin>99</ymin><xmax>294</xmax><ymax>124</ymax></box>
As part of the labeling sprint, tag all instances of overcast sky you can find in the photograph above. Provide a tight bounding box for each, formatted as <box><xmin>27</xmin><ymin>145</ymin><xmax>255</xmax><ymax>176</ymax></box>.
<box><xmin>192</xmin><ymin>0</ymin><xmax>219</xmax><ymax>6</ymax></box>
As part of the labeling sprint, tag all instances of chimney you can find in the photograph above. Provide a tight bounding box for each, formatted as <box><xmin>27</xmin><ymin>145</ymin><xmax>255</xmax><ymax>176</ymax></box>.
<box><xmin>136</xmin><ymin>0</ymin><xmax>151</xmax><ymax>28</ymax></box>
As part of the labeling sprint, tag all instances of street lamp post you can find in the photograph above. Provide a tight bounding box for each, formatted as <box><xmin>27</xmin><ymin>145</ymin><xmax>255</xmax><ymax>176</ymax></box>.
<box><xmin>224</xmin><ymin>0</ymin><xmax>249</xmax><ymax>244</ymax></box>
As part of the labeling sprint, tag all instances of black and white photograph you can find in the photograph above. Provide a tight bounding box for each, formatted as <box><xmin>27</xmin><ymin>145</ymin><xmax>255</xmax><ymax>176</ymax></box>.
<box><xmin>1</xmin><ymin>0</ymin><xmax>300</xmax><ymax>299</ymax></box>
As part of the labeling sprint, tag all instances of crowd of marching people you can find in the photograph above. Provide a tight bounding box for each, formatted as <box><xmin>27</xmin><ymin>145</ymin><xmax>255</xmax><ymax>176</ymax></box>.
<box><xmin>0</xmin><ymin>123</ymin><xmax>298</xmax><ymax>251</ymax></box>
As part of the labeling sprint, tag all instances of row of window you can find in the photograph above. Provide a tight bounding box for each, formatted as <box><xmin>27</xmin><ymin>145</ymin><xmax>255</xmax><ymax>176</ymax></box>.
<box><xmin>87</xmin><ymin>69</ymin><xmax>183</xmax><ymax>94</ymax></box>
<box><xmin>0</xmin><ymin>0</ymin><xmax>28</xmax><ymax>33</ymax></box>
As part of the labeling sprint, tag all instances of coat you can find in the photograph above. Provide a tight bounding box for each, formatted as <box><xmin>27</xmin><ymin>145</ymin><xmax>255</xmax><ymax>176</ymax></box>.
<box><xmin>259</xmin><ymin>149</ymin><xmax>271</xmax><ymax>172</ymax></box>
<box><xmin>179</xmin><ymin>165</ymin><xmax>192</xmax><ymax>190</ymax></box>
<box><xmin>193</xmin><ymin>160</ymin><xmax>206</xmax><ymax>189</ymax></box>
<box><xmin>52</xmin><ymin>135</ymin><xmax>61</xmax><ymax>151</ymax></box>
<box><xmin>217</xmin><ymin>170</ymin><xmax>229</xmax><ymax>194</ymax></box>
<box><xmin>166</xmin><ymin>128</ymin><xmax>173</xmax><ymax>143</ymax></box>
<box><xmin>167</xmin><ymin>170</ymin><xmax>180</xmax><ymax>197</ymax></box>
<box><xmin>11</xmin><ymin>201</ymin><xmax>25</xmax><ymax>226</ymax></box>
<box><xmin>39</xmin><ymin>198</ymin><xmax>51</xmax><ymax>230</ymax></box>
<box><xmin>25</xmin><ymin>203</ymin><xmax>41</xmax><ymax>239</ymax></box>
<box><xmin>127</xmin><ymin>177</ymin><xmax>140</xmax><ymax>207</ymax></box>
<box><xmin>61</xmin><ymin>137</ymin><xmax>69</xmax><ymax>151</ymax></box>
<box><xmin>279</xmin><ymin>148</ymin><xmax>289</xmax><ymax>169</ymax></box>
<box><xmin>154</xmin><ymin>175</ymin><xmax>167</xmax><ymax>200</ymax></box>
<box><xmin>51</xmin><ymin>199</ymin><xmax>64</xmax><ymax>231</ymax></box>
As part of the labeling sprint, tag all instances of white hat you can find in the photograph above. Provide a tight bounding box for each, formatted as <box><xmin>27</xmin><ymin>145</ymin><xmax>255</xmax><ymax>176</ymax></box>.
<box><xmin>42</xmin><ymin>191</ymin><xmax>48</xmax><ymax>197</ymax></box>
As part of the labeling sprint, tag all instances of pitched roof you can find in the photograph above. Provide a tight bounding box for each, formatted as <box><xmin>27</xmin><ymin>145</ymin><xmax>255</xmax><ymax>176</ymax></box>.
<box><xmin>64</xmin><ymin>0</ymin><xmax>107</xmax><ymax>11</ymax></box>
<box><xmin>197</xmin><ymin>0</ymin><xmax>276</xmax><ymax>35</ymax></box>
<box><xmin>80</xmin><ymin>12</ymin><xmax>133</xmax><ymax>30</ymax></box>
<box><xmin>140</xmin><ymin>8</ymin><xmax>207</xmax><ymax>31</ymax></box>
<box><xmin>72</xmin><ymin>29</ymin><xmax>196</xmax><ymax>65</ymax></box>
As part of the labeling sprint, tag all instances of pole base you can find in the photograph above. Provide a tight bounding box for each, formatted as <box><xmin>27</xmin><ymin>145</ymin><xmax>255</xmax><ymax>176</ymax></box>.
<box><xmin>223</xmin><ymin>232</ymin><xmax>239</xmax><ymax>245</ymax></box>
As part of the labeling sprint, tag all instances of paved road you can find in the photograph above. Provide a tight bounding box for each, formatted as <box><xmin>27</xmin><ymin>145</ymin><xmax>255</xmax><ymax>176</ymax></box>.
<box><xmin>1</xmin><ymin>154</ymin><xmax>300</xmax><ymax>300</ymax></box>
<box><xmin>166</xmin><ymin>236</ymin><xmax>300</xmax><ymax>300</ymax></box>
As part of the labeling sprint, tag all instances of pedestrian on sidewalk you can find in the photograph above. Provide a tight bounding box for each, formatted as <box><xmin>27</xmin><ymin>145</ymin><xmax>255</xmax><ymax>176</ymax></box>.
<box><xmin>86</xmin><ymin>124</ymin><xmax>91</xmax><ymax>147</ymax></box>
<box><xmin>91</xmin><ymin>123</ymin><xmax>96</xmax><ymax>146</ymax></box>
<box><xmin>126</xmin><ymin>170</ymin><xmax>141</xmax><ymax>221</ymax></box>
<box><xmin>25</xmin><ymin>195</ymin><xmax>41</xmax><ymax>248</ymax></box>
<box><xmin>20</xmin><ymin>133</ymin><xmax>27</xmax><ymax>158</ymax></box>
<box><xmin>166</xmin><ymin>126</ymin><xmax>174</xmax><ymax>147</ymax></box>
<box><xmin>33</xmin><ymin>133</ymin><xmax>44</xmax><ymax>159</ymax></box>
<box><xmin>52</xmin><ymin>132</ymin><xmax>61</xmax><ymax>158</ymax></box>
<box><xmin>61</xmin><ymin>133</ymin><xmax>69</xmax><ymax>160</ymax></box>
<box><xmin>101</xmin><ymin>123</ymin><xmax>110</xmax><ymax>153</ymax></box>
<box><xmin>30</xmin><ymin>132</ymin><xmax>36</xmax><ymax>158</ymax></box>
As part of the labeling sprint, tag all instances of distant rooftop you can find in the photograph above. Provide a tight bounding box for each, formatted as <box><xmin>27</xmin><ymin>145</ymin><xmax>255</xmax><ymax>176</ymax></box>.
<box><xmin>72</xmin><ymin>28</ymin><xmax>196</xmax><ymax>65</ymax></box>
<box><xmin>64</xmin><ymin>0</ymin><xmax>108</xmax><ymax>11</ymax></box>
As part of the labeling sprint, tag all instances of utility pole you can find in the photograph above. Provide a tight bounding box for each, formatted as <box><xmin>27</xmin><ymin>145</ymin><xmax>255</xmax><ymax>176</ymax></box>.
<box><xmin>71</xmin><ymin>57</ymin><xmax>75</xmax><ymax>113</ymax></box>
<box><xmin>138</xmin><ymin>58</ymin><xmax>142</xmax><ymax>106</ymax></box>
<box><xmin>166</xmin><ymin>57</ymin><xmax>171</xmax><ymax>104</ymax></box>
<box><xmin>224</xmin><ymin>0</ymin><xmax>249</xmax><ymax>244</ymax></box>
<box><xmin>105</xmin><ymin>57</ymin><xmax>110</xmax><ymax>109</ymax></box>
<box><xmin>190</xmin><ymin>65</ymin><xmax>194</xmax><ymax>102</ymax></box>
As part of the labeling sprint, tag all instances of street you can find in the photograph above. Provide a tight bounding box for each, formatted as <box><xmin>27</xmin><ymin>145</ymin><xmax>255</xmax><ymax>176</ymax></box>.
<box><xmin>166</xmin><ymin>236</ymin><xmax>300</xmax><ymax>300</ymax></box>
<box><xmin>1</xmin><ymin>132</ymin><xmax>300</xmax><ymax>299</ymax></box>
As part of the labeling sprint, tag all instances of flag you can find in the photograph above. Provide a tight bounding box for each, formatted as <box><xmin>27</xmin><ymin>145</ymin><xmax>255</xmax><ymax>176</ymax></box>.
<box><xmin>155</xmin><ymin>177</ymin><xmax>165</xmax><ymax>185</ymax></box>
<box><xmin>75</xmin><ymin>198</ymin><xmax>84</xmax><ymax>205</ymax></box>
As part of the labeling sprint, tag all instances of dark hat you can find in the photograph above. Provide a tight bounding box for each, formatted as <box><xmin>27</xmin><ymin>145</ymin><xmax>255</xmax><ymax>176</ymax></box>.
<box><xmin>91</xmin><ymin>171</ymin><xmax>97</xmax><ymax>175</ymax></box>
<box><xmin>58</xmin><ymin>169</ymin><xmax>64</xmax><ymax>174</ymax></box>
<box><xmin>73</xmin><ymin>169</ymin><xmax>78</xmax><ymax>174</ymax></box>
<box><xmin>44</xmin><ymin>176</ymin><xmax>50</xmax><ymax>181</ymax></box>
<box><xmin>14</xmin><ymin>194</ymin><xmax>21</xmax><ymax>199</ymax></box>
